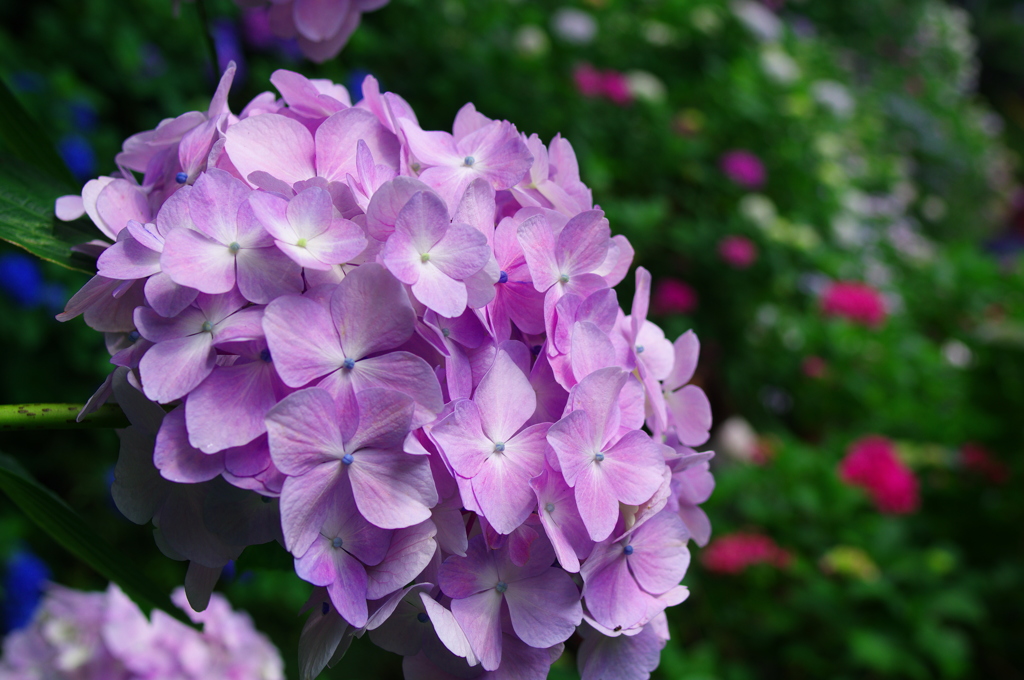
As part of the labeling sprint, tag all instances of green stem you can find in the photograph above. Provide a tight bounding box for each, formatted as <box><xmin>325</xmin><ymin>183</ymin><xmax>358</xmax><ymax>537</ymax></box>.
<box><xmin>0</xmin><ymin>404</ymin><xmax>129</xmax><ymax>430</ymax></box>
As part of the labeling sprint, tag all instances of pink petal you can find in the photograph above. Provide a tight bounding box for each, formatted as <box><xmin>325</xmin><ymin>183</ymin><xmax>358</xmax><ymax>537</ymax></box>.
<box><xmin>144</xmin><ymin>273</ymin><xmax>198</xmax><ymax>318</ymax></box>
<box><xmin>470</xmin><ymin>424</ymin><xmax>548</xmax><ymax>534</ymax></box>
<box><xmin>474</xmin><ymin>349</ymin><xmax>536</xmax><ymax>443</ymax></box>
<box><xmin>224</xmin><ymin>113</ymin><xmax>316</xmax><ymax>186</ymax></box>
<box><xmin>265</xmin><ymin>387</ymin><xmax>347</xmax><ymax>476</ymax></box>
<box><xmin>331</xmin><ymin>262</ymin><xmax>415</xmax><ymax>359</ymax></box>
<box><xmin>97</xmin><ymin>235</ymin><xmax>161</xmax><ymax>280</ymax></box>
<box><xmin>348</xmin><ymin>449</ymin><xmax>437</xmax><ymax>529</ymax></box>
<box><xmin>429</xmin><ymin>223</ymin><xmax>490</xmax><ymax>280</ymax></box>
<box><xmin>630</xmin><ymin>267</ymin><xmax>652</xmax><ymax>339</ymax></box>
<box><xmin>263</xmin><ymin>294</ymin><xmax>346</xmax><ymax>387</ymax></box>
<box><xmin>365</xmin><ymin>176</ymin><xmax>435</xmax><ymax>241</ymax></box>
<box><xmin>292</xmin><ymin>0</ymin><xmax>350</xmax><ymax>43</ymax></box>
<box><xmin>279</xmin><ymin>462</ymin><xmax>343</xmax><ymax>555</ymax></box>
<box><xmin>160</xmin><ymin>228</ymin><xmax>236</xmax><ymax>294</ymax></box>
<box><xmin>517</xmin><ymin>214</ymin><xmax>559</xmax><ymax>292</ymax></box>
<box><xmin>411</xmin><ymin>265</ymin><xmax>469</xmax><ymax>319</ymax></box>
<box><xmin>153</xmin><ymin>408</ymin><xmax>225</xmax><ymax>483</ymax></box>
<box><xmin>627</xmin><ymin>512</ymin><xmax>690</xmax><ymax>595</ymax></box>
<box><xmin>601</xmin><ymin>431</ymin><xmax>668</xmax><ymax>505</ymax></box>
<box><xmin>365</xmin><ymin>521</ymin><xmax>437</xmax><ymax>600</ymax></box>
<box><xmin>664</xmin><ymin>330</ymin><xmax>700</xmax><ymax>391</ymax></box>
<box><xmin>235</xmin><ymin>245</ymin><xmax>303</xmax><ymax>303</ymax></box>
<box><xmin>315</xmin><ymin>108</ymin><xmax>400</xmax><ymax>182</ymax></box>
<box><xmin>139</xmin><ymin>333</ymin><xmax>215</xmax><ymax>403</ymax></box>
<box><xmin>188</xmin><ymin>169</ymin><xmax>251</xmax><ymax>244</ymax></box>
<box><xmin>186</xmin><ymin>360</ymin><xmax>280</xmax><ymax>453</ymax></box>
<box><xmin>430</xmin><ymin>399</ymin><xmax>492</xmax><ymax>478</ymax></box>
<box><xmin>505</xmin><ymin>569</ymin><xmax>581</xmax><ymax>648</ymax></box>
<box><xmin>665</xmin><ymin>385</ymin><xmax>712</xmax><ymax>447</ymax></box>
<box><xmin>451</xmin><ymin>589</ymin><xmax>503</xmax><ymax>671</ymax></box>
<box><xmin>557</xmin><ymin>210</ymin><xmax>611</xmax><ymax>277</ymax></box>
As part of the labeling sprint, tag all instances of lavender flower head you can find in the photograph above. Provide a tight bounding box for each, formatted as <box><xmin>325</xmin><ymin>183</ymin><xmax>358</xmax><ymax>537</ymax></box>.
<box><xmin>55</xmin><ymin>64</ymin><xmax>715</xmax><ymax>680</ymax></box>
<box><xmin>0</xmin><ymin>583</ymin><xmax>283</xmax><ymax>679</ymax></box>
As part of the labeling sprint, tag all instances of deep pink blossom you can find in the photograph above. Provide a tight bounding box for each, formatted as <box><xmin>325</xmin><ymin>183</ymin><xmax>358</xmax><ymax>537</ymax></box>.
<box><xmin>820</xmin><ymin>280</ymin><xmax>887</xmax><ymax>327</ymax></box>
<box><xmin>651</xmin><ymin>278</ymin><xmax>698</xmax><ymax>315</ymax></box>
<box><xmin>720</xmin><ymin>150</ymin><xmax>766</xmax><ymax>188</ymax></box>
<box><xmin>702</xmin><ymin>532</ymin><xmax>791</xmax><ymax>574</ymax></box>
<box><xmin>718</xmin><ymin>235</ymin><xmax>758</xmax><ymax>268</ymax></box>
<box><xmin>839</xmin><ymin>436</ymin><xmax>919</xmax><ymax>514</ymax></box>
<box><xmin>960</xmin><ymin>443</ymin><xmax>1009</xmax><ymax>484</ymax></box>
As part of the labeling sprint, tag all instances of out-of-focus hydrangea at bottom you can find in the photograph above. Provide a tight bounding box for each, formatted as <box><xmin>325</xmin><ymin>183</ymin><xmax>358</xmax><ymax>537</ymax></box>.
<box><xmin>0</xmin><ymin>583</ymin><xmax>284</xmax><ymax>680</ymax></box>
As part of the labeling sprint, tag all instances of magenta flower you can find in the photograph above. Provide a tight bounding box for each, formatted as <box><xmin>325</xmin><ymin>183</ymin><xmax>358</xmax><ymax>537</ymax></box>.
<box><xmin>431</xmin><ymin>350</ymin><xmax>550</xmax><ymax>534</ymax></box>
<box><xmin>839</xmin><ymin>436</ymin><xmax>919</xmax><ymax>514</ymax></box>
<box><xmin>718</xmin><ymin>235</ymin><xmax>758</xmax><ymax>268</ymax></box>
<box><xmin>820</xmin><ymin>280</ymin><xmax>887</xmax><ymax>327</ymax></box>
<box><xmin>651</xmin><ymin>278</ymin><xmax>698</xmax><ymax>315</ymax></box>
<box><xmin>720</xmin><ymin>150</ymin><xmax>766</xmax><ymax>188</ymax></box>
<box><xmin>702</xmin><ymin>532</ymin><xmax>791</xmax><ymax>574</ymax></box>
<box><xmin>439</xmin><ymin>536</ymin><xmax>582</xmax><ymax>670</ymax></box>
<box><xmin>547</xmin><ymin>368</ymin><xmax>669</xmax><ymax>541</ymax></box>
<box><xmin>961</xmin><ymin>443</ymin><xmax>1010</xmax><ymax>485</ymax></box>
<box><xmin>266</xmin><ymin>386</ymin><xmax>437</xmax><ymax>551</ymax></box>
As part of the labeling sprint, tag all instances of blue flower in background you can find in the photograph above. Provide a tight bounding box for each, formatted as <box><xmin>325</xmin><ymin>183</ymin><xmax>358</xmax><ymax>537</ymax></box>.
<box><xmin>2</xmin><ymin>550</ymin><xmax>51</xmax><ymax>633</ymax></box>
<box><xmin>9</xmin><ymin>71</ymin><xmax>44</xmax><ymax>94</ymax></box>
<box><xmin>0</xmin><ymin>252</ymin><xmax>65</xmax><ymax>312</ymax></box>
<box><xmin>69</xmin><ymin>100</ymin><xmax>98</xmax><ymax>133</ymax></box>
<box><xmin>212</xmin><ymin>18</ymin><xmax>247</xmax><ymax>87</ymax></box>
<box><xmin>57</xmin><ymin>134</ymin><xmax>96</xmax><ymax>183</ymax></box>
<box><xmin>348</xmin><ymin>69</ymin><xmax>373</xmax><ymax>98</ymax></box>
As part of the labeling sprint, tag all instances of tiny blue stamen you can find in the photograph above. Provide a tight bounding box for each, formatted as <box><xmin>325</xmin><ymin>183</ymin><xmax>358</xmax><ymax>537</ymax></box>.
<box><xmin>545</xmin><ymin>502</ymin><xmax>555</xmax><ymax>513</ymax></box>
<box><xmin>624</xmin><ymin>545</ymin><xmax>634</xmax><ymax>556</ymax></box>
<box><xmin>228</xmin><ymin>242</ymin><xmax>241</xmax><ymax>254</ymax></box>
<box><xmin>558</xmin><ymin>273</ymin><xmax>570</xmax><ymax>284</ymax></box>
<box><xmin>493</xmin><ymin>442</ymin><xmax>505</xmax><ymax>453</ymax></box>
<box><xmin>442</xmin><ymin>328</ymin><xmax>451</xmax><ymax>338</ymax></box>
<box><xmin>331</xmin><ymin>537</ymin><xmax>344</xmax><ymax>549</ymax></box>
<box><xmin>498</xmin><ymin>270</ymin><xmax>509</xmax><ymax>284</ymax></box>
<box><xmin>128</xmin><ymin>330</ymin><xmax>140</xmax><ymax>342</ymax></box>
<box><xmin>416</xmin><ymin>612</ymin><xmax>429</xmax><ymax>623</ymax></box>
<box><xmin>322</xmin><ymin>601</ymin><xmax>330</xmax><ymax>615</ymax></box>
<box><xmin>531</xmin><ymin>345</ymin><xmax>542</xmax><ymax>356</ymax></box>
<box><xmin>343</xmin><ymin>357</ymin><xmax>355</xmax><ymax>370</ymax></box>
<box><xmin>594</xmin><ymin>452</ymin><xmax>605</xmax><ymax>462</ymax></box>
<box><xmin>495</xmin><ymin>581</ymin><xmax>508</xmax><ymax>593</ymax></box>
<box><xmin>260</xmin><ymin>348</ymin><xmax>272</xmax><ymax>362</ymax></box>
<box><xmin>463</xmin><ymin>156</ymin><xmax>475</xmax><ymax>166</ymax></box>
<box><xmin>201</xmin><ymin>321</ymin><xmax>213</xmax><ymax>333</ymax></box>
<box><xmin>635</xmin><ymin>345</ymin><xmax>645</xmax><ymax>354</ymax></box>
<box><xmin>175</xmin><ymin>172</ymin><xmax>188</xmax><ymax>184</ymax></box>
<box><xmin>342</xmin><ymin>453</ymin><xmax>354</xmax><ymax>465</ymax></box>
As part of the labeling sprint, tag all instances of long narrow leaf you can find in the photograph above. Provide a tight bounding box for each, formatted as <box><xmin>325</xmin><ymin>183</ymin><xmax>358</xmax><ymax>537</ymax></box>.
<box><xmin>0</xmin><ymin>78</ymin><xmax>77</xmax><ymax>188</ymax></box>
<box><xmin>0</xmin><ymin>453</ymin><xmax>192</xmax><ymax>626</ymax></box>
<box><xmin>0</xmin><ymin>152</ymin><xmax>96</xmax><ymax>273</ymax></box>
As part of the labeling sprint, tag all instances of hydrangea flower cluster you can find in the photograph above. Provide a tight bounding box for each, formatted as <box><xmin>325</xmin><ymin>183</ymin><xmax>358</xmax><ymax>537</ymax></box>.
<box><xmin>236</xmin><ymin>0</ymin><xmax>389</xmax><ymax>62</ymax></box>
<box><xmin>55</xmin><ymin>64</ymin><xmax>714</xmax><ymax>680</ymax></box>
<box><xmin>0</xmin><ymin>583</ymin><xmax>283</xmax><ymax>679</ymax></box>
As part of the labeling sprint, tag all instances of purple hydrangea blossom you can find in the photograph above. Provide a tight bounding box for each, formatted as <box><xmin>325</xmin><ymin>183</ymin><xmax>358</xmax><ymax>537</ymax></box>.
<box><xmin>55</xmin><ymin>65</ymin><xmax>714</xmax><ymax>679</ymax></box>
<box><xmin>0</xmin><ymin>582</ymin><xmax>284</xmax><ymax>680</ymax></box>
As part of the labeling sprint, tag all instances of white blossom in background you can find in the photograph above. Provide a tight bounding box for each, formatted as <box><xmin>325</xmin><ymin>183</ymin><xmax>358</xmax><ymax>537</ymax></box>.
<box><xmin>812</xmin><ymin>80</ymin><xmax>855</xmax><ymax>118</ymax></box>
<box><xmin>626</xmin><ymin>70</ymin><xmax>667</xmax><ymax>103</ymax></box>
<box><xmin>514</xmin><ymin>24</ymin><xmax>549</xmax><ymax>57</ymax></box>
<box><xmin>551</xmin><ymin>7</ymin><xmax>597</xmax><ymax>44</ymax></box>
<box><xmin>760</xmin><ymin>45</ymin><xmax>801</xmax><ymax>84</ymax></box>
<box><xmin>730</xmin><ymin>0</ymin><xmax>782</xmax><ymax>41</ymax></box>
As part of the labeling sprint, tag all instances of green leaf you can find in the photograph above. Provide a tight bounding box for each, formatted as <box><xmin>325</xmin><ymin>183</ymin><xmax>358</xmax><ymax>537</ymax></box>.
<box><xmin>0</xmin><ymin>78</ymin><xmax>77</xmax><ymax>188</ymax></box>
<box><xmin>0</xmin><ymin>453</ymin><xmax>192</xmax><ymax>627</ymax></box>
<box><xmin>0</xmin><ymin>151</ymin><xmax>97</xmax><ymax>273</ymax></box>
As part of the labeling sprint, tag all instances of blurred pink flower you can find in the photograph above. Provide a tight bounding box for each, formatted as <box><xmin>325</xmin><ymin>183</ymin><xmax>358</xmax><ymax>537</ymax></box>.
<box><xmin>602</xmin><ymin>71</ymin><xmax>632</xmax><ymax>105</ymax></box>
<box><xmin>702</xmin><ymin>532</ymin><xmax>791</xmax><ymax>574</ymax></box>
<box><xmin>961</xmin><ymin>443</ymin><xmax>1009</xmax><ymax>485</ymax></box>
<box><xmin>720</xmin><ymin>150</ymin><xmax>765</xmax><ymax>188</ymax></box>
<box><xmin>652</xmin><ymin>278</ymin><xmax>698</xmax><ymax>315</ymax></box>
<box><xmin>820</xmin><ymin>281</ymin><xmax>886</xmax><ymax>327</ymax></box>
<box><xmin>801</xmin><ymin>355</ymin><xmax>827</xmax><ymax>378</ymax></box>
<box><xmin>839</xmin><ymin>436</ymin><xmax>919</xmax><ymax>514</ymax></box>
<box><xmin>572</xmin><ymin>63</ymin><xmax>633</xmax><ymax>106</ymax></box>
<box><xmin>718</xmin><ymin>235</ymin><xmax>758</xmax><ymax>268</ymax></box>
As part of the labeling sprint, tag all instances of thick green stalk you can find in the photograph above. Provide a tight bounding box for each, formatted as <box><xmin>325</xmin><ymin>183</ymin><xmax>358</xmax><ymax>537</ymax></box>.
<box><xmin>0</xmin><ymin>404</ymin><xmax>129</xmax><ymax>430</ymax></box>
